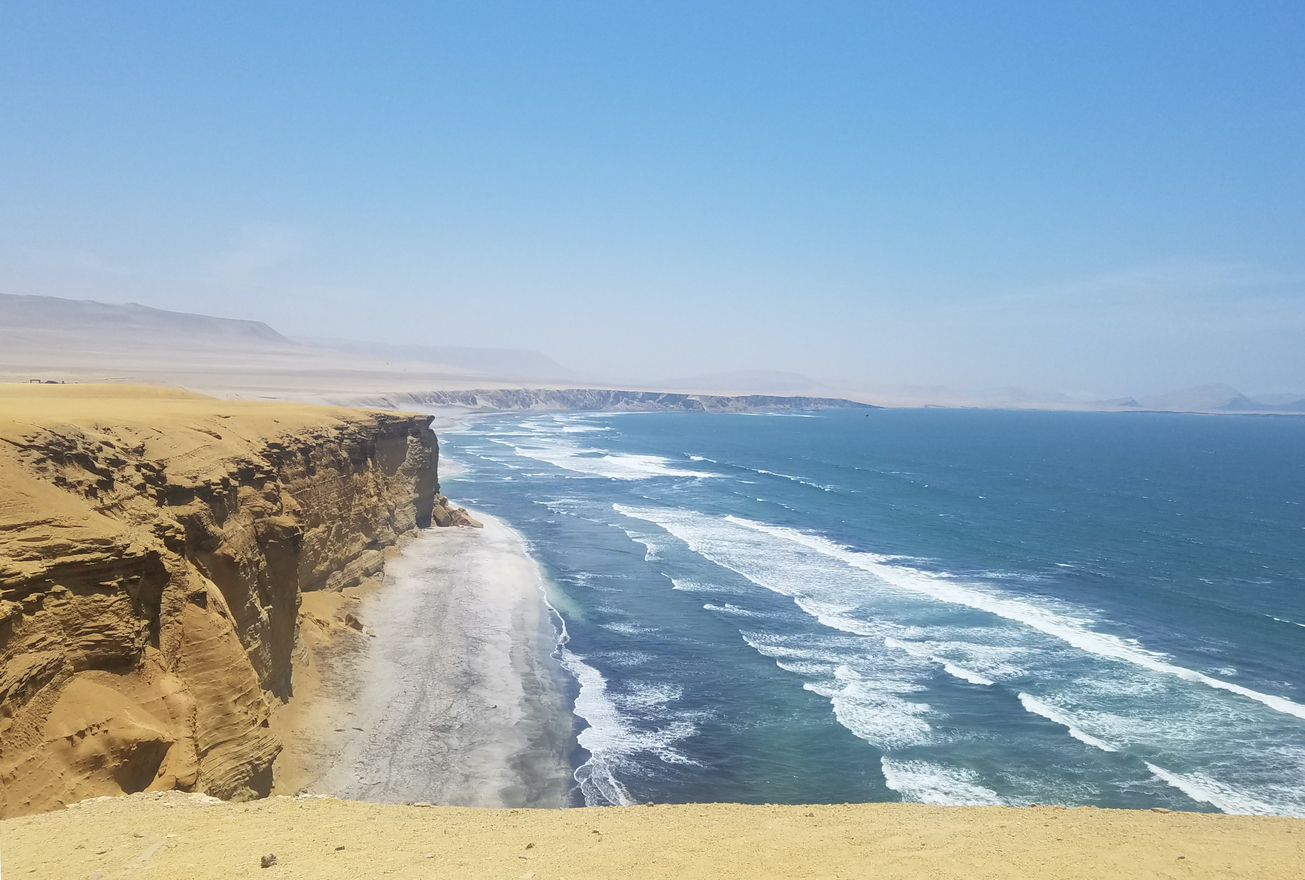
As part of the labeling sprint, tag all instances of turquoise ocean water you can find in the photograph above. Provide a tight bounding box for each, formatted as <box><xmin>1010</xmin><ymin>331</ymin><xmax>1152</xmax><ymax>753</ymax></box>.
<box><xmin>439</xmin><ymin>409</ymin><xmax>1305</xmax><ymax>815</ymax></box>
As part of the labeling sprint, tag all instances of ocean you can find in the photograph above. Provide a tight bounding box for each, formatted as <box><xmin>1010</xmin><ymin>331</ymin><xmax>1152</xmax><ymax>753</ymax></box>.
<box><xmin>438</xmin><ymin>408</ymin><xmax>1305</xmax><ymax>815</ymax></box>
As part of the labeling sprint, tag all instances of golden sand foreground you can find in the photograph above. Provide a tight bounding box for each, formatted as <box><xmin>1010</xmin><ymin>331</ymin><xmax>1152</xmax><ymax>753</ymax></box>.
<box><xmin>2</xmin><ymin>791</ymin><xmax>1302</xmax><ymax>879</ymax></box>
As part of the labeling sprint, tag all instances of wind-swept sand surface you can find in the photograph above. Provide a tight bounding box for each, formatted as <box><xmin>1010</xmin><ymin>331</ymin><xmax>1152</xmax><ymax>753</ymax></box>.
<box><xmin>273</xmin><ymin>514</ymin><xmax>574</xmax><ymax>808</ymax></box>
<box><xmin>4</xmin><ymin>790</ymin><xmax>1302</xmax><ymax>879</ymax></box>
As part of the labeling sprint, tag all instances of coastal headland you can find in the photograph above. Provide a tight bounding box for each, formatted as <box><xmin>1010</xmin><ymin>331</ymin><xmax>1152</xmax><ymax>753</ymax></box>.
<box><xmin>0</xmin><ymin>383</ymin><xmax>475</xmax><ymax>817</ymax></box>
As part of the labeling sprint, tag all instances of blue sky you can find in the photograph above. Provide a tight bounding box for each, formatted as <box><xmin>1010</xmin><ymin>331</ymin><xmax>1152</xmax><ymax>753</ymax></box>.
<box><xmin>2</xmin><ymin>2</ymin><xmax>1302</xmax><ymax>394</ymax></box>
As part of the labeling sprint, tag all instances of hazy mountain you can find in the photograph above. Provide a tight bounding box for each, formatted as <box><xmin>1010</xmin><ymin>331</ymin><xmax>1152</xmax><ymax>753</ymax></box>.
<box><xmin>1136</xmin><ymin>384</ymin><xmax>1259</xmax><ymax>411</ymax></box>
<box><xmin>1250</xmin><ymin>392</ymin><xmax>1305</xmax><ymax>411</ymax></box>
<box><xmin>295</xmin><ymin>338</ymin><xmax>576</xmax><ymax>381</ymax></box>
<box><xmin>0</xmin><ymin>293</ymin><xmax>492</xmax><ymax>394</ymax></box>
<box><xmin>1088</xmin><ymin>384</ymin><xmax>1305</xmax><ymax>413</ymax></box>
<box><xmin>0</xmin><ymin>293</ymin><xmax>290</xmax><ymax>344</ymax></box>
<box><xmin>649</xmin><ymin>370</ymin><xmax>831</xmax><ymax>395</ymax></box>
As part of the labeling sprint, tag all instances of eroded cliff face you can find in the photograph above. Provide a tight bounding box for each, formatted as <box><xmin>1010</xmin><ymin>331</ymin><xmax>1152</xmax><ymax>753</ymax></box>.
<box><xmin>0</xmin><ymin>385</ymin><xmax>449</xmax><ymax>818</ymax></box>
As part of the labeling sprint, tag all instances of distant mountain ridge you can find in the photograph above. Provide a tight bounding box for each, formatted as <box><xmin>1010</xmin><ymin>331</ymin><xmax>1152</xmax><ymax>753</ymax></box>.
<box><xmin>1092</xmin><ymin>383</ymin><xmax>1305</xmax><ymax>413</ymax></box>
<box><xmin>0</xmin><ymin>293</ymin><xmax>572</xmax><ymax>383</ymax></box>
<box><xmin>650</xmin><ymin>371</ymin><xmax>832</xmax><ymax>395</ymax></box>
<box><xmin>0</xmin><ymin>293</ymin><xmax>289</xmax><ymax>344</ymax></box>
<box><xmin>294</xmin><ymin>337</ymin><xmax>576</xmax><ymax>382</ymax></box>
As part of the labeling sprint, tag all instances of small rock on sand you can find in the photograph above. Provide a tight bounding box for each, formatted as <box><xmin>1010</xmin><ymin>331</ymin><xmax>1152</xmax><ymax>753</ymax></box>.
<box><xmin>261</xmin><ymin>853</ymin><xmax>278</xmax><ymax>868</ymax></box>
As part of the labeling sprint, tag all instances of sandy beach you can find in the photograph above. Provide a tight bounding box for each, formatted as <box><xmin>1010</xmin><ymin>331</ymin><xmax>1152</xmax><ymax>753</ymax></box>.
<box><xmin>273</xmin><ymin>512</ymin><xmax>575</xmax><ymax>808</ymax></box>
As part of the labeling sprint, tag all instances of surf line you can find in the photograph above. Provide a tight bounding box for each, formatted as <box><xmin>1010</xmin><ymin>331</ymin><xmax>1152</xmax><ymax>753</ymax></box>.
<box><xmin>718</xmin><ymin>515</ymin><xmax>1305</xmax><ymax>723</ymax></box>
<box><xmin>614</xmin><ymin>505</ymin><xmax>1305</xmax><ymax>724</ymax></box>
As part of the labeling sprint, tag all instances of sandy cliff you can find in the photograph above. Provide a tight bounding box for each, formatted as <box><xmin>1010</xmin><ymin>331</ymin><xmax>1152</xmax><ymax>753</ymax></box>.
<box><xmin>0</xmin><ymin>384</ymin><xmax>457</xmax><ymax>818</ymax></box>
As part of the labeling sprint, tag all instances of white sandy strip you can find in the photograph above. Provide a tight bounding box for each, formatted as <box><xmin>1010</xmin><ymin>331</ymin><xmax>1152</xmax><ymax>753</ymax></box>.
<box><xmin>322</xmin><ymin>512</ymin><xmax>573</xmax><ymax>807</ymax></box>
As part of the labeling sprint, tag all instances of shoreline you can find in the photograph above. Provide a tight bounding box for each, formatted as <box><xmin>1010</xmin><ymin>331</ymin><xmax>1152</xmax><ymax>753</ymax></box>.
<box><xmin>273</xmin><ymin>510</ymin><xmax>575</xmax><ymax>808</ymax></box>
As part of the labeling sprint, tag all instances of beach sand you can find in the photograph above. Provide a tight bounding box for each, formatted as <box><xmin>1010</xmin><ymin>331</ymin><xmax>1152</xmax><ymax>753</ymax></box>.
<box><xmin>272</xmin><ymin>512</ymin><xmax>574</xmax><ymax>808</ymax></box>
<box><xmin>4</xmin><ymin>789</ymin><xmax>1302</xmax><ymax>879</ymax></box>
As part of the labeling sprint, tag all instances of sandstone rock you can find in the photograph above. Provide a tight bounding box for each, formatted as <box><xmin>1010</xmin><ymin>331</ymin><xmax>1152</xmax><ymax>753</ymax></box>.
<box><xmin>431</xmin><ymin>495</ymin><xmax>483</xmax><ymax>528</ymax></box>
<box><xmin>260</xmin><ymin>852</ymin><xmax>278</xmax><ymax>868</ymax></box>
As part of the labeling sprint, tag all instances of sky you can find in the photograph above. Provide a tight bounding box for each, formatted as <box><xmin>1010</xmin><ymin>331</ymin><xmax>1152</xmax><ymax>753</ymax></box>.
<box><xmin>2</xmin><ymin>2</ymin><xmax>1303</xmax><ymax>396</ymax></box>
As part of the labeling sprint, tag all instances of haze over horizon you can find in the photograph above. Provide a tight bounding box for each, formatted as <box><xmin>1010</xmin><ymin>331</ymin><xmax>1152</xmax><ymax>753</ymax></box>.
<box><xmin>2</xmin><ymin>3</ymin><xmax>1302</xmax><ymax>398</ymax></box>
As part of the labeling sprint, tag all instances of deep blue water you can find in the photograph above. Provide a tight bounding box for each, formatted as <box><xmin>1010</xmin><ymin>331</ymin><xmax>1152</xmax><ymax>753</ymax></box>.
<box><xmin>439</xmin><ymin>409</ymin><xmax>1305</xmax><ymax>815</ymax></box>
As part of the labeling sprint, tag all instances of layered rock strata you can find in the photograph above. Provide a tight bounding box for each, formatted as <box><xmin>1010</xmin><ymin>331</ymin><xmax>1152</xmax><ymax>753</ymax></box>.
<box><xmin>0</xmin><ymin>384</ymin><xmax>454</xmax><ymax>818</ymax></box>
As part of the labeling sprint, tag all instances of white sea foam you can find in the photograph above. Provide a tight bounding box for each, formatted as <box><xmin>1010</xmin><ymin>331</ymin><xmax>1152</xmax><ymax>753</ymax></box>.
<box><xmin>740</xmin><ymin>631</ymin><xmax>936</xmax><ymax>750</ymax></box>
<box><xmin>533</xmin><ymin>497</ymin><xmax>585</xmax><ymax>509</ymax></box>
<box><xmin>793</xmin><ymin>596</ymin><xmax>877</xmax><ymax>636</ymax></box>
<box><xmin>812</xmin><ymin>668</ymin><xmax>934</xmax><ymax>751</ymax></box>
<box><xmin>703</xmin><ymin>602</ymin><xmax>766</xmax><ymax>618</ymax></box>
<box><xmin>942</xmin><ymin>663</ymin><xmax>995</xmax><ymax>687</ymax></box>
<box><xmin>883</xmin><ymin>637</ymin><xmax>995</xmax><ymax>686</ymax></box>
<box><xmin>1145</xmin><ymin>763</ymin><xmax>1291</xmax><ymax>816</ymax></box>
<box><xmin>559</xmin><ymin>642</ymin><xmax>700</xmax><ymax>803</ymax></box>
<box><xmin>546</xmin><ymin>603</ymin><xmax>632</xmax><ymax>806</ymax></box>
<box><xmin>738</xmin><ymin>632</ymin><xmax>843</xmax><ymax>665</ymax></box>
<box><xmin>746</xmin><ymin>466</ymin><xmax>835</xmax><ymax>491</ymax></box>
<box><xmin>501</xmin><ymin>435</ymin><xmax>715</xmax><ymax>481</ymax></box>
<box><xmin>620</xmin><ymin>527</ymin><xmax>665</xmax><ymax>561</ymax></box>
<box><xmin>702</xmin><ymin>511</ymin><xmax>1305</xmax><ymax>722</ymax></box>
<box><xmin>669</xmin><ymin>577</ymin><xmax>731</xmax><ymax>594</ymax></box>
<box><xmin>1017</xmin><ymin>694</ymin><xmax>1118</xmax><ymax>752</ymax></box>
<box><xmin>597</xmin><ymin>650</ymin><xmax>657</xmax><ymax>668</ymax></box>
<box><xmin>879</xmin><ymin>638</ymin><xmax>926</xmax><ymax>656</ymax></box>
<box><xmin>884</xmin><ymin>636</ymin><xmax>1022</xmax><ymax>684</ymax></box>
<box><xmin>559</xmin><ymin>643</ymin><xmax>637</xmax><ymax>806</ymax></box>
<box><xmin>617</xmin><ymin>681</ymin><xmax>686</xmax><ymax>711</ymax></box>
<box><xmin>547</xmin><ymin>597</ymin><xmax>696</xmax><ymax>806</ymax></box>
<box><xmin>880</xmin><ymin>758</ymin><xmax>1004</xmax><ymax>806</ymax></box>
<box><xmin>602</xmin><ymin>621</ymin><xmax>659</xmax><ymax>636</ymax></box>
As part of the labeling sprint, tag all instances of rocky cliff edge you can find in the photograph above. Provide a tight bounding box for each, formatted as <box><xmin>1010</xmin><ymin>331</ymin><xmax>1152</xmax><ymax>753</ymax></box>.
<box><xmin>0</xmin><ymin>384</ymin><xmax>459</xmax><ymax>818</ymax></box>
